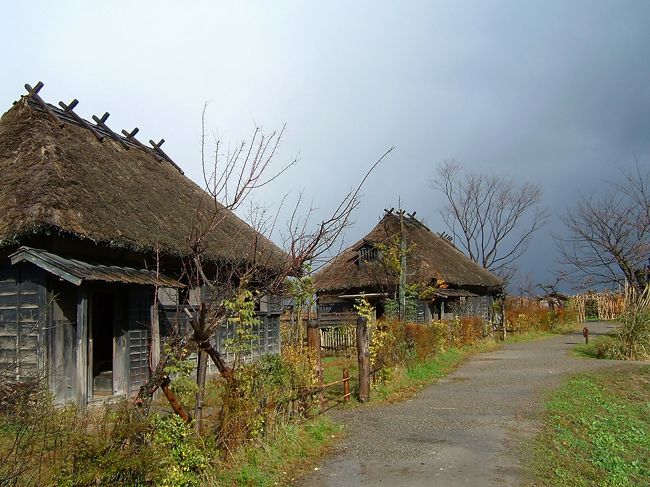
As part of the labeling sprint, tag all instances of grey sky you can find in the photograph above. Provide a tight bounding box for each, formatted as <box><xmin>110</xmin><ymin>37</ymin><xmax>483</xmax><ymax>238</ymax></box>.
<box><xmin>2</xmin><ymin>1</ymin><xmax>649</xmax><ymax>291</ymax></box>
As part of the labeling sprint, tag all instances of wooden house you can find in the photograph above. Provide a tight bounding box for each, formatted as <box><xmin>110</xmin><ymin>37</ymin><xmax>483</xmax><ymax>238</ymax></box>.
<box><xmin>0</xmin><ymin>83</ymin><xmax>286</xmax><ymax>405</ymax></box>
<box><xmin>314</xmin><ymin>210</ymin><xmax>502</xmax><ymax>325</ymax></box>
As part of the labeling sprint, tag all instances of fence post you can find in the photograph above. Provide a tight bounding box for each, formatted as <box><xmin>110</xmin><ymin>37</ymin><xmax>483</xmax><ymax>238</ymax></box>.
<box><xmin>343</xmin><ymin>368</ymin><xmax>350</xmax><ymax>402</ymax></box>
<box><xmin>501</xmin><ymin>296</ymin><xmax>507</xmax><ymax>341</ymax></box>
<box><xmin>307</xmin><ymin>319</ymin><xmax>323</xmax><ymax>387</ymax></box>
<box><xmin>356</xmin><ymin>316</ymin><xmax>370</xmax><ymax>402</ymax></box>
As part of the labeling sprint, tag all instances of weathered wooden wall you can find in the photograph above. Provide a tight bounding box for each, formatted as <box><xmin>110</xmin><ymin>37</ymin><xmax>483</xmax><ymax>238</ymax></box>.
<box><xmin>0</xmin><ymin>264</ymin><xmax>46</xmax><ymax>381</ymax></box>
<box><xmin>48</xmin><ymin>278</ymin><xmax>78</xmax><ymax>402</ymax></box>
<box><xmin>127</xmin><ymin>287</ymin><xmax>152</xmax><ymax>394</ymax></box>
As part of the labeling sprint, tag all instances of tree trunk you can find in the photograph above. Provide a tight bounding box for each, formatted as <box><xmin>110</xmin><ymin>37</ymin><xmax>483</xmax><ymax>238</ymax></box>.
<box><xmin>194</xmin><ymin>349</ymin><xmax>208</xmax><ymax>434</ymax></box>
<box><xmin>161</xmin><ymin>376</ymin><xmax>192</xmax><ymax>423</ymax></box>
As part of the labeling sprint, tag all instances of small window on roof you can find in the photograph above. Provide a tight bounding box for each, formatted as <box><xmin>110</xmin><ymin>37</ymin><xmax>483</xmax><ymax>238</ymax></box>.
<box><xmin>358</xmin><ymin>244</ymin><xmax>379</xmax><ymax>262</ymax></box>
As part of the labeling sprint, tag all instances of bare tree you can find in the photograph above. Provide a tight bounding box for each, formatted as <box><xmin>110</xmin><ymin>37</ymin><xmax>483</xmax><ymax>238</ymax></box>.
<box><xmin>432</xmin><ymin>160</ymin><xmax>548</xmax><ymax>280</ymax></box>
<box><xmin>137</xmin><ymin>107</ymin><xmax>393</xmax><ymax>433</ymax></box>
<box><xmin>558</xmin><ymin>163</ymin><xmax>650</xmax><ymax>293</ymax></box>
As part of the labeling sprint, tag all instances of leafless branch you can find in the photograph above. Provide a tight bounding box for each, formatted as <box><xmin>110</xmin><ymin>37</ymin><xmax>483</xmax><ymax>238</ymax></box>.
<box><xmin>432</xmin><ymin>160</ymin><xmax>549</xmax><ymax>282</ymax></box>
<box><xmin>557</xmin><ymin>163</ymin><xmax>650</xmax><ymax>292</ymax></box>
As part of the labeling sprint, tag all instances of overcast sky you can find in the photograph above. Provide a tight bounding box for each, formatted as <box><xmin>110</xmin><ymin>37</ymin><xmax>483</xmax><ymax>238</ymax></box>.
<box><xmin>2</xmin><ymin>1</ymin><xmax>649</xmax><ymax>291</ymax></box>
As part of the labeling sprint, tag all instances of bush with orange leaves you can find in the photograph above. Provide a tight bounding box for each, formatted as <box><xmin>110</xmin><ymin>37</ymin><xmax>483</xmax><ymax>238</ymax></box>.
<box><xmin>375</xmin><ymin>315</ymin><xmax>487</xmax><ymax>370</ymax></box>
<box><xmin>505</xmin><ymin>297</ymin><xmax>576</xmax><ymax>332</ymax></box>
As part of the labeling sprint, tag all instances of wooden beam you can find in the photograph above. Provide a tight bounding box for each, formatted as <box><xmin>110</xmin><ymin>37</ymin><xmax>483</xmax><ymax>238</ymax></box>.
<box><xmin>25</xmin><ymin>82</ymin><xmax>64</xmax><ymax>128</ymax></box>
<box><xmin>150</xmin><ymin>301</ymin><xmax>160</xmax><ymax>373</ymax></box>
<box><xmin>122</xmin><ymin>127</ymin><xmax>162</xmax><ymax>160</ymax></box>
<box><xmin>356</xmin><ymin>316</ymin><xmax>370</xmax><ymax>402</ymax></box>
<box><xmin>10</xmin><ymin>248</ymin><xmax>83</xmax><ymax>286</ymax></box>
<box><xmin>76</xmin><ymin>287</ymin><xmax>89</xmax><ymax>407</ymax></box>
<box><xmin>150</xmin><ymin>139</ymin><xmax>185</xmax><ymax>175</ymax></box>
<box><xmin>92</xmin><ymin>112</ymin><xmax>129</xmax><ymax>149</ymax></box>
<box><xmin>122</xmin><ymin>127</ymin><xmax>150</xmax><ymax>150</ymax></box>
<box><xmin>59</xmin><ymin>99</ymin><xmax>104</xmax><ymax>142</ymax></box>
<box><xmin>307</xmin><ymin>319</ymin><xmax>322</xmax><ymax>383</ymax></box>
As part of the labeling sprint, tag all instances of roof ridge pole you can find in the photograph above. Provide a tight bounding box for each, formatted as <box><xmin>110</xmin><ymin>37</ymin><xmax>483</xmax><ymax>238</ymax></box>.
<box><xmin>92</xmin><ymin>112</ymin><xmax>129</xmax><ymax>149</ymax></box>
<box><xmin>122</xmin><ymin>127</ymin><xmax>148</xmax><ymax>149</ymax></box>
<box><xmin>122</xmin><ymin>127</ymin><xmax>162</xmax><ymax>159</ymax></box>
<box><xmin>59</xmin><ymin>99</ymin><xmax>104</xmax><ymax>142</ymax></box>
<box><xmin>25</xmin><ymin>82</ymin><xmax>64</xmax><ymax>128</ymax></box>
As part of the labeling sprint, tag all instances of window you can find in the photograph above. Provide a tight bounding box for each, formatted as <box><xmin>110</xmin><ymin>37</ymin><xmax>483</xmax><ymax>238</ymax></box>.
<box><xmin>358</xmin><ymin>245</ymin><xmax>379</xmax><ymax>262</ymax></box>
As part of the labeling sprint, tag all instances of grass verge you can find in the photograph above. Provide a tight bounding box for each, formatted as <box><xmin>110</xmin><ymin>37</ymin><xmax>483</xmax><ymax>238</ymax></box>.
<box><xmin>572</xmin><ymin>329</ymin><xmax>626</xmax><ymax>360</ymax></box>
<box><xmin>372</xmin><ymin>339</ymin><xmax>500</xmax><ymax>402</ymax></box>
<box><xmin>573</xmin><ymin>340</ymin><xmax>600</xmax><ymax>358</ymax></box>
<box><xmin>208</xmin><ymin>415</ymin><xmax>342</xmax><ymax>486</ymax></box>
<box><xmin>504</xmin><ymin>325</ymin><xmax>575</xmax><ymax>343</ymax></box>
<box><xmin>530</xmin><ymin>365</ymin><xmax>650</xmax><ymax>487</ymax></box>
<box><xmin>321</xmin><ymin>325</ymin><xmax>577</xmax><ymax>405</ymax></box>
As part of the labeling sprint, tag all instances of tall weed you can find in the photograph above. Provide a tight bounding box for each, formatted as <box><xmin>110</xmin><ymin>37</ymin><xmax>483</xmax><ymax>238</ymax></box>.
<box><xmin>612</xmin><ymin>285</ymin><xmax>650</xmax><ymax>360</ymax></box>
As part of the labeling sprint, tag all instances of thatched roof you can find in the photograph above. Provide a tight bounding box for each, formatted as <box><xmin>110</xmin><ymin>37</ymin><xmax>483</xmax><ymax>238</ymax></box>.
<box><xmin>315</xmin><ymin>212</ymin><xmax>502</xmax><ymax>293</ymax></box>
<box><xmin>0</xmin><ymin>96</ymin><xmax>286</xmax><ymax>269</ymax></box>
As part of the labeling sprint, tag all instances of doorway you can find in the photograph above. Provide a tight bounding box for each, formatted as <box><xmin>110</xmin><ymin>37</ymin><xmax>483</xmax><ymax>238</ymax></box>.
<box><xmin>90</xmin><ymin>291</ymin><xmax>114</xmax><ymax>399</ymax></box>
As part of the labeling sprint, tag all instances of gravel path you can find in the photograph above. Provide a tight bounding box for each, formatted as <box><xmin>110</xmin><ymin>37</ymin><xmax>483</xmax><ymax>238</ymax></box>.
<box><xmin>297</xmin><ymin>322</ymin><xmax>638</xmax><ymax>486</ymax></box>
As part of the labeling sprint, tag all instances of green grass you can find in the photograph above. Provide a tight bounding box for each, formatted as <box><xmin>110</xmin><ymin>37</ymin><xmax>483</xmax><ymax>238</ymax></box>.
<box><xmin>572</xmin><ymin>332</ymin><xmax>617</xmax><ymax>359</ymax></box>
<box><xmin>573</xmin><ymin>340</ymin><xmax>601</xmax><ymax>359</ymax></box>
<box><xmin>209</xmin><ymin>416</ymin><xmax>341</xmax><ymax>486</ymax></box>
<box><xmin>372</xmin><ymin>339</ymin><xmax>500</xmax><ymax>402</ymax></box>
<box><xmin>504</xmin><ymin>323</ymin><xmax>577</xmax><ymax>344</ymax></box>
<box><xmin>530</xmin><ymin>366</ymin><xmax>650</xmax><ymax>487</ymax></box>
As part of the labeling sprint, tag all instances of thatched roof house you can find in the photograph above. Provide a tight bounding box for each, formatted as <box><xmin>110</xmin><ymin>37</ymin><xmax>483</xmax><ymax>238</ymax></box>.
<box><xmin>315</xmin><ymin>210</ymin><xmax>502</xmax><ymax>323</ymax></box>
<box><xmin>0</xmin><ymin>83</ymin><xmax>285</xmax><ymax>405</ymax></box>
<box><xmin>0</xmin><ymin>91</ymin><xmax>285</xmax><ymax>271</ymax></box>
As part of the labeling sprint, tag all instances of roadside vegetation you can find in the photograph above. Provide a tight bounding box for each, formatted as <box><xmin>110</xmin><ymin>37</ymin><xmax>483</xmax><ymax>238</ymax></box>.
<box><xmin>545</xmin><ymin>286</ymin><xmax>649</xmax><ymax>486</ymax></box>
<box><xmin>573</xmin><ymin>285</ymin><xmax>650</xmax><ymax>361</ymax></box>
<box><xmin>0</xmin><ymin>300</ymin><xmax>574</xmax><ymax>486</ymax></box>
<box><xmin>321</xmin><ymin>301</ymin><xmax>576</xmax><ymax>406</ymax></box>
<box><xmin>531</xmin><ymin>366</ymin><xmax>650</xmax><ymax>487</ymax></box>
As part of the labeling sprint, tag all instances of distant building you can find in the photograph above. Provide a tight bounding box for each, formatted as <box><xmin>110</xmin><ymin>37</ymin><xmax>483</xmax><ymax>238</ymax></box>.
<box><xmin>314</xmin><ymin>210</ymin><xmax>502</xmax><ymax>325</ymax></box>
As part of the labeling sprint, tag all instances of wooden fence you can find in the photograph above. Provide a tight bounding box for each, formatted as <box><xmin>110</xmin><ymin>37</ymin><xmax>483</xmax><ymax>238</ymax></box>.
<box><xmin>572</xmin><ymin>292</ymin><xmax>625</xmax><ymax>322</ymax></box>
<box><xmin>319</xmin><ymin>368</ymin><xmax>352</xmax><ymax>410</ymax></box>
<box><xmin>320</xmin><ymin>324</ymin><xmax>356</xmax><ymax>355</ymax></box>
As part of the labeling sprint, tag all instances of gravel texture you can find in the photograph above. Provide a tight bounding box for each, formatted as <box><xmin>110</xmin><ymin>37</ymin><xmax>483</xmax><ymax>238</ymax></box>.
<box><xmin>297</xmin><ymin>322</ymin><xmax>638</xmax><ymax>486</ymax></box>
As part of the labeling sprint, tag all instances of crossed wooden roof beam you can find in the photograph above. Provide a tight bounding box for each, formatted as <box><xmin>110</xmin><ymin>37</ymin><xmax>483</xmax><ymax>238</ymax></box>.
<box><xmin>23</xmin><ymin>81</ymin><xmax>184</xmax><ymax>175</ymax></box>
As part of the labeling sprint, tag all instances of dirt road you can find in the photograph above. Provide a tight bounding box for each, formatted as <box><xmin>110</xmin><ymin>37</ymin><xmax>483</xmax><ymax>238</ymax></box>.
<box><xmin>298</xmin><ymin>322</ymin><xmax>634</xmax><ymax>486</ymax></box>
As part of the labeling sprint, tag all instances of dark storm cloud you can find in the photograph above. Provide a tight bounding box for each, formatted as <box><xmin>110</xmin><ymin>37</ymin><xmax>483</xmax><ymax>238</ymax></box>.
<box><xmin>1</xmin><ymin>1</ymin><xmax>648</xmax><ymax>290</ymax></box>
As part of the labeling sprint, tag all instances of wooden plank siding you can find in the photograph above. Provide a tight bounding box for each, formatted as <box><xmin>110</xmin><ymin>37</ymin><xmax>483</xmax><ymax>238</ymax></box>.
<box><xmin>158</xmin><ymin>304</ymin><xmax>281</xmax><ymax>368</ymax></box>
<box><xmin>0</xmin><ymin>264</ymin><xmax>46</xmax><ymax>381</ymax></box>
<box><xmin>320</xmin><ymin>324</ymin><xmax>356</xmax><ymax>353</ymax></box>
<box><xmin>127</xmin><ymin>287</ymin><xmax>152</xmax><ymax>393</ymax></box>
<box><xmin>48</xmin><ymin>278</ymin><xmax>78</xmax><ymax>402</ymax></box>
<box><xmin>443</xmin><ymin>295</ymin><xmax>494</xmax><ymax>321</ymax></box>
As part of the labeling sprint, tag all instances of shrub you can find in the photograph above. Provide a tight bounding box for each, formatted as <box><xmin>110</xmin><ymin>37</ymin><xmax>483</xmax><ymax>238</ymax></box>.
<box><xmin>374</xmin><ymin>320</ymin><xmax>447</xmax><ymax>368</ymax></box>
<box><xmin>0</xmin><ymin>390</ymin><xmax>219</xmax><ymax>487</ymax></box>
<box><xmin>217</xmin><ymin>347</ymin><xmax>319</xmax><ymax>452</ymax></box>
<box><xmin>0</xmin><ymin>395</ymin><xmax>166</xmax><ymax>486</ymax></box>
<box><xmin>152</xmin><ymin>414</ymin><xmax>211</xmax><ymax>487</ymax></box>
<box><xmin>611</xmin><ymin>286</ymin><xmax>650</xmax><ymax>360</ymax></box>
<box><xmin>594</xmin><ymin>336</ymin><xmax>629</xmax><ymax>360</ymax></box>
<box><xmin>505</xmin><ymin>297</ymin><xmax>573</xmax><ymax>333</ymax></box>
